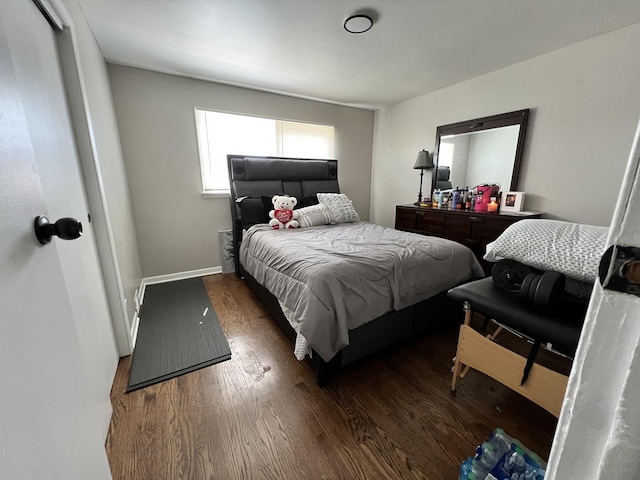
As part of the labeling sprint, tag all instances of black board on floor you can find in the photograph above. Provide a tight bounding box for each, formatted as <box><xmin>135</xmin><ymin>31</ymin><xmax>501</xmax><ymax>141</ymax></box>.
<box><xmin>127</xmin><ymin>277</ymin><xmax>231</xmax><ymax>392</ymax></box>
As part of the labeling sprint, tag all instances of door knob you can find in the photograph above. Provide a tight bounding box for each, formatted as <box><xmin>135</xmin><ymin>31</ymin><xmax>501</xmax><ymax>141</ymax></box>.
<box><xmin>34</xmin><ymin>216</ymin><xmax>83</xmax><ymax>245</ymax></box>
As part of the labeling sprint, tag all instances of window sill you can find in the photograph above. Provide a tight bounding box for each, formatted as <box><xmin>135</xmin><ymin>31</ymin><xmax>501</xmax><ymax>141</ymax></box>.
<box><xmin>202</xmin><ymin>191</ymin><xmax>230</xmax><ymax>199</ymax></box>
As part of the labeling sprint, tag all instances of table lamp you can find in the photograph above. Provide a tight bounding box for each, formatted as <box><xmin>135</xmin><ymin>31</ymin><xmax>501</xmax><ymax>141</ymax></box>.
<box><xmin>413</xmin><ymin>149</ymin><xmax>434</xmax><ymax>205</ymax></box>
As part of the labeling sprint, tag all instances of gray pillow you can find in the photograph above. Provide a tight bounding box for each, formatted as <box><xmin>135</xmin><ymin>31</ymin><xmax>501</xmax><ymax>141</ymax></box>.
<box><xmin>317</xmin><ymin>193</ymin><xmax>360</xmax><ymax>223</ymax></box>
<box><xmin>297</xmin><ymin>203</ymin><xmax>334</xmax><ymax>228</ymax></box>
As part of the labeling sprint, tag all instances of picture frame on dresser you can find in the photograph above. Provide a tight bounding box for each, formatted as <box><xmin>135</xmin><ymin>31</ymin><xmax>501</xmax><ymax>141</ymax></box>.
<box><xmin>501</xmin><ymin>191</ymin><xmax>525</xmax><ymax>212</ymax></box>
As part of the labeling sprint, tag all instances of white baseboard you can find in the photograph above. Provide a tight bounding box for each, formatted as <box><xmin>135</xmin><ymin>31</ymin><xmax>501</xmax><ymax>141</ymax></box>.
<box><xmin>129</xmin><ymin>311</ymin><xmax>140</xmax><ymax>348</ymax></box>
<box><xmin>139</xmin><ymin>266</ymin><xmax>222</xmax><ymax>306</ymax></box>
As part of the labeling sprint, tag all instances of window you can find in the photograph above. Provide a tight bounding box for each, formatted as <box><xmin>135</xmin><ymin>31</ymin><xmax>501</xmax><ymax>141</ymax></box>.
<box><xmin>195</xmin><ymin>110</ymin><xmax>335</xmax><ymax>196</ymax></box>
<box><xmin>438</xmin><ymin>142</ymin><xmax>454</xmax><ymax>168</ymax></box>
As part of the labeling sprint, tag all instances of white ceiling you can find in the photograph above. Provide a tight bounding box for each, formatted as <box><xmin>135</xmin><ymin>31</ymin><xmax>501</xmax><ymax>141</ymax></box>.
<box><xmin>76</xmin><ymin>0</ymin><xmax>640</xmax><ymax>109</ymax></box>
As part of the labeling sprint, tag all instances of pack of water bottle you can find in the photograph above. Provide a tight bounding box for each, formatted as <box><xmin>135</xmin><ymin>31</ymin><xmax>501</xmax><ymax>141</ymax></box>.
<box><xmin>459</xmin><ymin>428</ymin><xmax>547</xmax><ymax>480</ymax></box>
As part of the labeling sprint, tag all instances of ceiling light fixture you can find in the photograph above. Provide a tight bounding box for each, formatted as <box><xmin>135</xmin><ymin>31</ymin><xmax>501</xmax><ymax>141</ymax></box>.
<box><xmin>344</xmin><ymin>14</ymin><xmax>373</xmax><ymax>34</ymax></box>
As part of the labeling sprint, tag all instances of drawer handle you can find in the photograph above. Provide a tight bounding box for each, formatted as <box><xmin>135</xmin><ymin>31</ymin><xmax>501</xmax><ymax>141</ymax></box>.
<box><xmin>469</xmin><ymin>216</ymin><xmax>483</xmax><ymax>222</ymax></box>
<box><xmin>416</xmin><ymin>211</ymin><xmax>425</xmax><ymax>216</ymax></box>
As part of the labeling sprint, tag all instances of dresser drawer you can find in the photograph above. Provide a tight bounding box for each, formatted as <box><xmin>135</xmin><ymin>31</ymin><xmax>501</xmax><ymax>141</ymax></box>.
<box><xmin>416</xmin><ymin>210</ymin><xmax>445</xmax><ymax>235</ymax></box>
<box><xmin>395</xmin><ymin>207</ymin><xmax>417</xmax><ymax>230</ymax></box>
<box><xmin>444</xmin><ymin>214</ymin><xmax>471</xmax><ymax>243</ymax></box>
<box><xmin>474</xmin><ymin>216</ymin><xmax>517</xmax><ymax>245</ymax></box>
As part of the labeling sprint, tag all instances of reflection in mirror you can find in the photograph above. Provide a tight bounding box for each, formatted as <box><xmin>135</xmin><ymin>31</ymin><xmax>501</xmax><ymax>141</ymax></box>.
<box><xmin>440</xmin><ymin>125</ymin><xmax>520</xmax><ymax>190</ymax></box>
<box><xmin>432</xmin><ymin>109</ymin><xmax>529</xmax><ymax>195</ymax></box>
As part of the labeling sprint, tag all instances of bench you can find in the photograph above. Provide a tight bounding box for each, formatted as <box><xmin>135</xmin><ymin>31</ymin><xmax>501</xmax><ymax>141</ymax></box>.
<box><xmin>448</xmin><ymin>277</ymin><xmax>587</xmax><ymax>417</ymax></box>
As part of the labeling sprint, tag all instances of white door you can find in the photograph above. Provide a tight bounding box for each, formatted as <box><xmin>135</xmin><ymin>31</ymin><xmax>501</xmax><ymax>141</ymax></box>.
<box><xmin>547</xmin><ymin>119</ymin><xmax>640</xmax><ymax>477</ymax></box>
<box><xmin>0</xmin><ymin>1</ymin><xmax>113</xmax><ymax>478</ymax></box>
<box><xmin>10</xmin><ymin>0</ymin><xmax>120</xmax><ymax>435</ymax></box>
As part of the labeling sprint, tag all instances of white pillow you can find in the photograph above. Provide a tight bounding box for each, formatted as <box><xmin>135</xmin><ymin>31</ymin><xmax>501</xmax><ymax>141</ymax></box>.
<box><xmin>317</xmin><ymin>193</ymin><xmax>360</xmax><ymax>223</ymax></box>
<box><xmin>296</xmin><ymin>203</ymin><xmax>334</xmax><ymax>228</ymax></box>
<box><xmin>484</xmin><ymin>219</ymin><xmax>608</xmax><ymax>283</ymax></box>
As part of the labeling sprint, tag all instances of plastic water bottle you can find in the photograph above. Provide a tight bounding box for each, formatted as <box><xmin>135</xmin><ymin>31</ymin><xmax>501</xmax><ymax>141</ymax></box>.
<box><xmin>460</xmin><ymin>440</ymin><xmax>501</xmax><ymax>480</ymax></box>
<box><xmin>490</xmin><ymin>428</ymin><xmax>514</xmax><ymax>459</ymax></box>
<box><xmin>503</xmin><ymin>446</ymin><xmax>527</xmax><ymax>480</ymax></box>
<box><xmin>493</xmin><ymin>428</ymin><xmax>547</xmax><ymax>473</ymax></box>
<box><xmin>459</xmin><ymin>457</ymin><xmax>473</xmax><ymax>479</ymax></box>
<box><xmin>477</xmin><ymin>441</ymin><xmax>499</xmax><ymax>473</ymax></box>
<box><xmin>459</xmin><ymin>457</ymin><xmax>487</xmax><ymax>480</ymax></box>
<box><xmin>524</xmin><ymin>462</ymin><xmax>545</xmax><ymax>480</ymax></box>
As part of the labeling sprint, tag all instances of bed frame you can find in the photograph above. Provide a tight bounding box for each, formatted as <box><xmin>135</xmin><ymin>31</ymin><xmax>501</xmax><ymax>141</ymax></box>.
<box><xmin>227</xmin><ymin>154</ymin><xmax>463</xmax><ymax>385</ymax></box>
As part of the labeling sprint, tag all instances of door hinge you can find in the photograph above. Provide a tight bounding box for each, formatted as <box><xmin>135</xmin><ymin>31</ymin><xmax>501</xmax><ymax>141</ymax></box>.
<box><xmin>599</xmin><ymin>245</ymin><xmax>640</xmax><ymax>297</ymax></box>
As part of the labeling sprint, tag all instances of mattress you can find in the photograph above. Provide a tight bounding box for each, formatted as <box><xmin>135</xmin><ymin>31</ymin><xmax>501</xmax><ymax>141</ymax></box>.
<box><xmin>240</xmin><ymin>221</ymin><xmax>484</xmax><ymax>361</ymax></box>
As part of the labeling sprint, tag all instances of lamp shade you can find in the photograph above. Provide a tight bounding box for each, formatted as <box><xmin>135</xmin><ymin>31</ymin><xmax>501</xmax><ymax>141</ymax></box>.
<box><xmin>413</xmin><ymin>150</ymin><xmax>434</xmax><ymax>169</ymax></box>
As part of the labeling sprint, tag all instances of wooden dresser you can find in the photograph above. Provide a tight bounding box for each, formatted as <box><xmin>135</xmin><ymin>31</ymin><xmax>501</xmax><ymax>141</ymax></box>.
<box><xmin>395</xmin><ymin>205</ymin><xmax>542</xmax><ymax>275</ymax></box>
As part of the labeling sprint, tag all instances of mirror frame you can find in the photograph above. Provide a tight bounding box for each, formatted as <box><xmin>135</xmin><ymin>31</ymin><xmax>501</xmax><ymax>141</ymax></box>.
<box><xmin>432</xmin><ymin>109</ymin><xmax>530</xmax><ymax>194</ymax></box>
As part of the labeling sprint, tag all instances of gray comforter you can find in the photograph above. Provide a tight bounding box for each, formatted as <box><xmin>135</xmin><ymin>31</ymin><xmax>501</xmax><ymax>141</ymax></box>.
<box><xmin>240</xmin><ymin>222</ymin><xmax>483</xmax><ymax>361</ymax></box>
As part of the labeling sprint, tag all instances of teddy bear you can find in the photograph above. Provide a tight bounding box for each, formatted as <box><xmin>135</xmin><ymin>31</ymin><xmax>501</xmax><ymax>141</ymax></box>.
<box><xmin>269</xmin><ymin>195</ymin><xmax>299</xmax><ymax>229</ymax></box>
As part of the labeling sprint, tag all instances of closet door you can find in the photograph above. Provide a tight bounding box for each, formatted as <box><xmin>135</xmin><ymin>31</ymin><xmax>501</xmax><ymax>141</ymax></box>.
<box><xmin>0</xmin><ymin>1</ymin><xmax>113</xmax><ymax>477</ymax></box>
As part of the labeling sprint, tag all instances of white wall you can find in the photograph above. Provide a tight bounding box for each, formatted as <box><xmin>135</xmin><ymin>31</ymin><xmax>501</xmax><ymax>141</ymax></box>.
<box><xmin>372</xmin><ymin>22</ymin><xmax>640</xmax><ymax>228</ymax></box>
<box><xmin>467</xmin><ymin>127</ymin><xmax>520</xmax><ymax>189</ymax></box>
<box><xmin>108</xmin><ymin>65</ymin><xmax>375</xmax><ymax>277</ymax></box>
<box><xmin>445</xmin><ymin>136</ymin><xmax>470</xmax><ymax>188</ymax></box>
<box><xmin>61</xmin><ymin>0</ymin><xmax>143</xmax><ymax>350</ymax></box>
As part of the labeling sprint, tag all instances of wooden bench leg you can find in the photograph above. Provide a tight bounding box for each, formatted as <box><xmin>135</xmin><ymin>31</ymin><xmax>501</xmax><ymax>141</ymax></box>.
<box><xmin>451</xmin><ymin>303</ymin><xmax>472</xmax><ymax>392</ymax></box>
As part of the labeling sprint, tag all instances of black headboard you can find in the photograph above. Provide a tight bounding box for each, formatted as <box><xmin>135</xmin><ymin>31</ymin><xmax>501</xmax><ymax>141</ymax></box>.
<box><xmin>226</xmin><ymin>155</ymin><xmax>340</xmax><ymax>275</ymax></box>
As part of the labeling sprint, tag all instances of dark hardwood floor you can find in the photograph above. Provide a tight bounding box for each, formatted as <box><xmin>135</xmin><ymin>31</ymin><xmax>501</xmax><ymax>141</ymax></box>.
<box><xmin>106</xmin><ymin>273</ymin><xmax>562</xmax><ymax>479</ymax></box>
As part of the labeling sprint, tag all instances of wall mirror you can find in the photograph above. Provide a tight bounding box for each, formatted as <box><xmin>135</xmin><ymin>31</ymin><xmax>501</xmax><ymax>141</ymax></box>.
<box><xmin>432</xmin><ymin>109</ymin><xmax>529</xmax><ymax>194</ymax></box>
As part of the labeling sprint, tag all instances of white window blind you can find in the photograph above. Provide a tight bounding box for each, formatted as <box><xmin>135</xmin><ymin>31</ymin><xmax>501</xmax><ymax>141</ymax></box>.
<box><xmin>438</xmin><ymin>142</ymin><xmax>454</xmax><ymax>168</ymax></box>
<box><xmin>195</xmin><ymin>110</ymin><xmax>335</xmax><ymax>195</ymax></box>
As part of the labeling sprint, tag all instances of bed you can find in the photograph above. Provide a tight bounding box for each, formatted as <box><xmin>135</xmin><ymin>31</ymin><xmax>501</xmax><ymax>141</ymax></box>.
<box><xmin>227</xmin><ymin>154</ymin><xmax>484</xmax><ymax>384</ymax></box>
